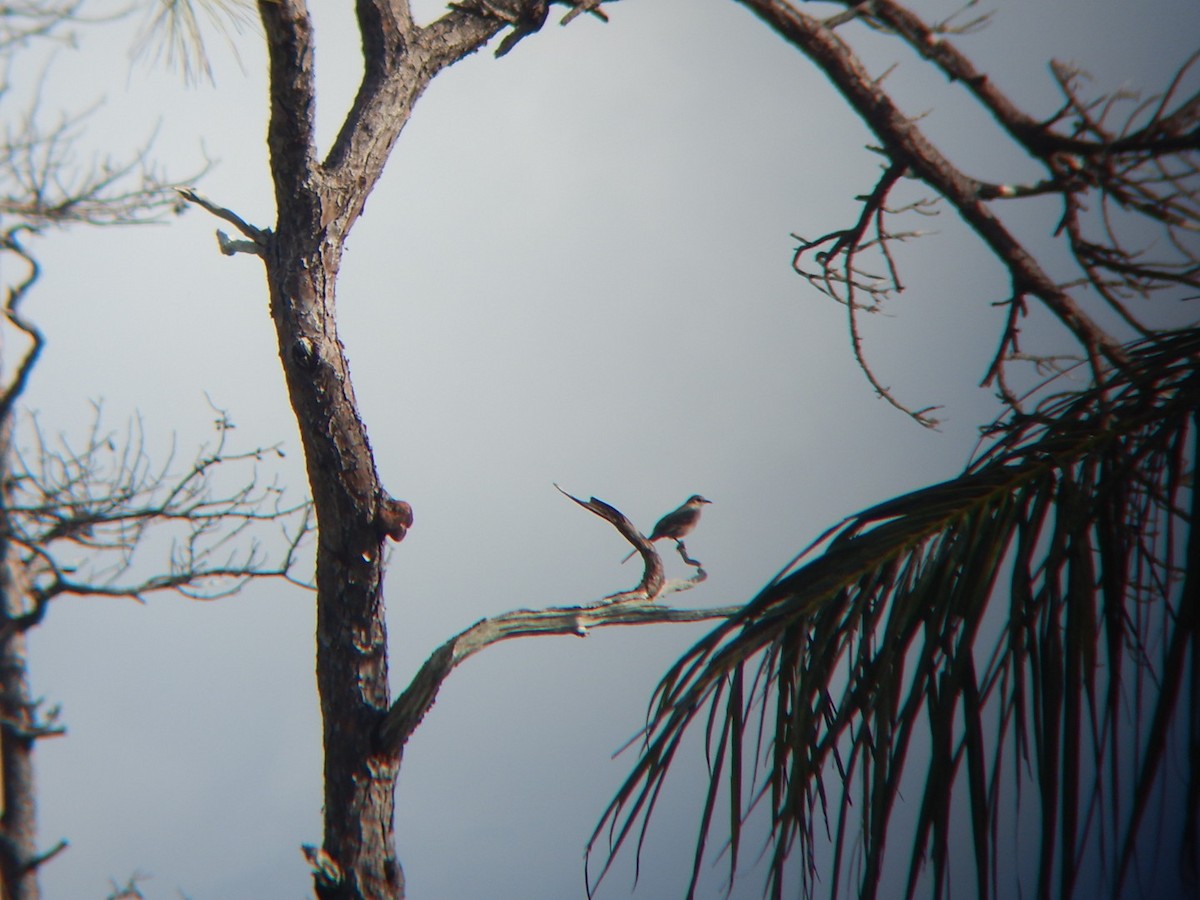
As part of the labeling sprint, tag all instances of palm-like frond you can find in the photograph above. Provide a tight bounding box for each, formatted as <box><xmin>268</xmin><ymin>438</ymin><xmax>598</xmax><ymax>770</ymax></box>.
<box><xmin>131</xmin><ymin>0</ymin><xmax>254</xmax><ymax>85</ymax></box>
<box><xmin>591</xmin><ymin>329</ymin><xmax>1200</xmax><ymax>900</ymax></box>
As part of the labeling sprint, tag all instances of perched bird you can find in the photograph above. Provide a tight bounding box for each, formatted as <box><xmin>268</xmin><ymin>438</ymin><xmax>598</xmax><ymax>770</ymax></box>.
<box><xmin>621</xmin><ymin>495</ymin><xmax>712</xmax><ymax>564</ymax></box>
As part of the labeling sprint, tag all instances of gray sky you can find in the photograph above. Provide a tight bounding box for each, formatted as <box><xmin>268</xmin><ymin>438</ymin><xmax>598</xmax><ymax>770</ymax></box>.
<box><xmin>8</xmin><ymin>0</ymin><xmax>1198</xmax><ymax>897</ymax></box>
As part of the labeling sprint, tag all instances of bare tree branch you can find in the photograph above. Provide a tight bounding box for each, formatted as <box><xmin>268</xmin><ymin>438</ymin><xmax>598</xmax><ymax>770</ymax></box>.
<box><xmin>0</xmin><ymin>1</ymin><xmax>83</xmax><ymax>54</ymax></box>
<box><xmin>0</xmin><ymin>104</ymin><xmax>190</xmax><ymax>228</ymax></box>
<box><xmin>379</xmin><ymin>600</ymin><xmax>738</xmax><ymax>756</ymax></box>
<box><xmin>741</xmin><ymin>0</ymin><xmax>1194</xmax><ymax>409</ymax></box>
<box><xmin>4</xmin><ymin>405</ymin><xmax>313</xmax><ymax>612</ymax></box>
<box><xmin>0</xmin><ymin>6</ymin><xmax>311</xmax><ymax>897</ymax></box>
<box><xmin>377</xmin><ymin>487</ymin><xmax>731</xmax><ymax>757</ymax></box>
<box><xmin>791</xmin><ymin>160</ymin><xmax>944</xmax><ymax>425</ymax></box>
<box><xmin>176</xmin><ymin>186</ymin><xmax>268</xmax><ymax>245</ymax></box>
<box><xmin>0</xmin><ymin>231</ymin><xmax>44</xmax><ymax>424</ymax></box>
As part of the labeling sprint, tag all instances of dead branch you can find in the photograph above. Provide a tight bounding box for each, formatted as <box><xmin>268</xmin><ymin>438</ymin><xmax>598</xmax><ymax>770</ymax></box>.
<box><xmin>377</xmin><ymin>599</ymin><xmax>738</xmax><ymax>756</ymax></box>
<box><xmin>792</xmin><ymin>160</ymin><xmax>942</xmax><ymax>426</ymax></box>
<box><xmin>0</xmin><ymin>232</ymin><xmax>45</xmax><ymax>423</ymax></box>
<box><xmin>0</xmin><ymin>104</ymin><xmax>189</xmax><ymax>228</ymax></box>
<box><xmin>4</xmin><ymin>404</ymin><xmax>313</xmax><ymax>614</ymax></box>
<box><xmin>0</xmin><ymin>1</ymin><xmax>83</xmax><ymax>55</ymax></box>
<box><xmin>746</xmin><ymin>0</ymin><xmax>1199</xmax><ymax>415</ymax></box>
<box><xmin>375</xmin><ymin>486</ymin><xmax>732</xmax><ymax>756</ymax></box>
<box><xmin>176</xmin><ymin>187</ymin><xmax>269</xmax><ymax>254</ymax></box>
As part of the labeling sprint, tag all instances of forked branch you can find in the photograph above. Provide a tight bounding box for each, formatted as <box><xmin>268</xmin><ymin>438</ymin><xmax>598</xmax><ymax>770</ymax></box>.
<box><xmin>4</xmin><ymin>405</ymin><xmax>313</xmax><ymax>623</ymax></box>
<box><xmin>376</xmin><ymin>486</ymin><xmax>733</xmax><ymax>756</ymax></box>
<box><xmin>742</xmin><ymin>0</ymin><xmax>1199</xmax><ymax>414</ymax></box>
<box><xmin>792</xmin><ymin>160</ymin><xmax>942</xmax><ymax>426</ymax></box>
<box><xmin>176</xmin><ymin>187</ymin><xmax>269</xmax><ymax>256</ymax></box>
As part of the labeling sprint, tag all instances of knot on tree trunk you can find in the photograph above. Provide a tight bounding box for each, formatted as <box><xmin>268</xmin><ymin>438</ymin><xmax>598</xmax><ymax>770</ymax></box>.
<box><xmin>375</xmin><ymin>493</ymin><xmax>414</xmax><ymax>543</ymax></box>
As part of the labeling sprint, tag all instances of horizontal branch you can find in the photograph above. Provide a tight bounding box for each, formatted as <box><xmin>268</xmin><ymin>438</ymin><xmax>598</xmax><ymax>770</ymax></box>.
<box><xmin>38</xmin><ymin>561</ymin><xmax>310</xmax><ymax>603</ymax></box>
<box><xmin>8</xmin><ymin>405</ymin><xmax>315</xmax><ymax>607</ymax></box>
<box><xmin>376</xmin><ymin>597</ymin><xmax>741</xmax><ymax>756</ymax></box>
<box><xmin>376</xmin><ymin>484</ymin><xmax>727</xmax><ymax>755</ymax></box>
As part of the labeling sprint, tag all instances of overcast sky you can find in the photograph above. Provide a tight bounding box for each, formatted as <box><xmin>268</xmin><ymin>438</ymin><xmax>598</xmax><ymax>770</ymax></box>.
<box><xmin>7</xmin><ymin>0</ymin><xmax>1197</xmax><ymax>897</ymax></box>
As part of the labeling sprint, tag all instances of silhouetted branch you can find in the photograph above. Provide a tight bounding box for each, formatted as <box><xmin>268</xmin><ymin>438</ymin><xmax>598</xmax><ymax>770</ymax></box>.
<box><xmin>0</xmin><ymin>104</ymin><xmax>189</xmax><ymax>228</ymax></box>
<box><xmin>0</xmin><ymin>8</ymin><xmax>298</xmax><ymax>899</ymax></box>
<box><xmin>749</xmin><ymin>0</ymin><xmax>1199</xmax><ymax>420</ymax></box>
<box><xmin>0</xmin><ymin>231</ymin><xmax>45</xmax><ymax>422</ymax></box>
<box><xmin>792</xmin><ymin>160</ymin><xmax>941</xmax><ymax>426</ymax></box>
<box><xmin>591</xmin><ymin>329</ymin><xmax>1200</xmax><ymax>900</ymax></box>
<box><xmin>4</xmin><ymin>404</ymin><xmax>313</xmax><ymax>611</ymax></box>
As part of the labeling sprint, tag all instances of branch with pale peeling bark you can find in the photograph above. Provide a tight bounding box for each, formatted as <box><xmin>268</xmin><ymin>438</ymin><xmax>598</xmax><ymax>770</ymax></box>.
<box><xmin>376</xmin><ymin>486</ymin><xmax>731</xmax><ymax>756</ymax></box>
<box><xmin>377</xmin><ymin>600</ymin><xmax>738</xmax><ymax>756</ymax></box>
<box><xmin>176</xmin><ymin>187</ymin><xmax>269</xmax><ymax>256</ymax></box>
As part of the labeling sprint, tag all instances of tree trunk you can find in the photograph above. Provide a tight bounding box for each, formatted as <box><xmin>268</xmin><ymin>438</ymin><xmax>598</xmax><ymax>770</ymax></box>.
<box><xmin>255</xmin><ymin>3</ymin><xmax>405</xmax><ymax>890</ymax></box>
<box><xmin>254</xmin><ymin>3</ymin><xmax>506</xmax><ymax>896</ymax></box>
<box><xmin>263</xmin><ymin>222</ymin><xmax>401</xmax><ymax>898</ymax></box>
<box><xmin>0</xmin><ymin>424</ymin><xmax>43</xmax><ymax>900</ymax></box>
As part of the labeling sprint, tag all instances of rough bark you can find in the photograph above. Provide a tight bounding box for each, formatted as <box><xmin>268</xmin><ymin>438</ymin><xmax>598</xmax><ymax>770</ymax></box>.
<box><xmin>249</xmin><ymin>3</ymin><xmax>736</xmax><ymax>897</ymax></box>
<box><xmin>0</xmin><ymin>557</ymin><xmax>42</xmax><ymax>900</ymax></box>
<box><xmin>264</xmin><ymin>231</ymin><xmax>401</xmax><ymax>899</ymax></box>
<box><xmin>0</xmin><ymin>423</ymin><xmax>61</xmax><ymax>900</ymax></box>
<box><xmin>255</xmin><ymin>3</ymin><xmax>503</xmax><ymax>896</ymax></box>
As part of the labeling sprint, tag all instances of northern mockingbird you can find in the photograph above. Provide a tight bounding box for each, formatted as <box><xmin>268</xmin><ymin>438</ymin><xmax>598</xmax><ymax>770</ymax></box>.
<box><xmin>621</xmin><ymin>494</ymin><xmax>712</xmax><ymax>563</ymax></box>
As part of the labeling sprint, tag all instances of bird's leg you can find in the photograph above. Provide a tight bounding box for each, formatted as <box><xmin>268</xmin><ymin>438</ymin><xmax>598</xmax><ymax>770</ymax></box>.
<box><xmin>673</xmin><ymin>540</ymin><xmax>704</xmax><ymax>571</ymax></box>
